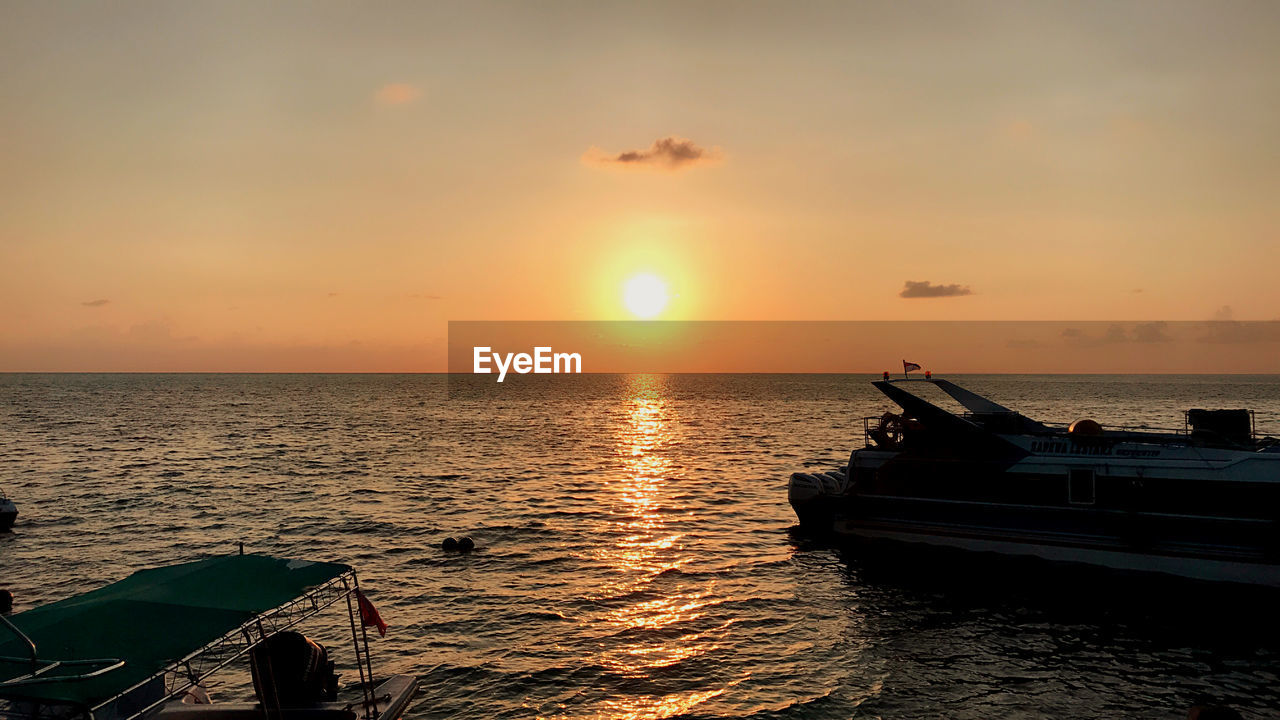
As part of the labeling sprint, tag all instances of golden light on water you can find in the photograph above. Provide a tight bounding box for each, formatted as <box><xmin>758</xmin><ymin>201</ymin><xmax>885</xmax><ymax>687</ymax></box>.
<box><xmin>595</xmin><ymin>686</ymin><xmax>729</xmax><ymax>720</ymax></box>
<box><xmin>575</xmin><ymin>374</ymin><xmax>729</xmax><ymax>720</ymax></box>
<box><xmin>597</xmin><ymin>374</ymin><xmax>681</xmax><ymax>587</ymax></box>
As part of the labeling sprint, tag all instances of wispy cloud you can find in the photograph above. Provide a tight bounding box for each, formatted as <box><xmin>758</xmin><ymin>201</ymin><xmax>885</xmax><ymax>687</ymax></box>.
<box><xmin>899</xmin><ymin>281</ymin><xmax>973</xmax><ymax>299</ymax></box>
<box><xmin>583</xmin><ymin>137</ymin><xmax>720</xmax><ymax>171</ymax></box>
<box><xmin>1061</xmin><ymin>326</ymin><xmax>1119</xmax><ymax>347</ymax></box>
<box><xmin>374</xmin><ymin>83</ymin><xmax>421</xmax><ymax>107</ymax></box>
<box><xmin>1131</xmin><ymin>321</ymin><xmax>1172</xmax><ymax>343</ymax></box>
<box><xmin>1198</xmin><ymin>320</ymin><xmax>1280</xmax><ymax>344</ymax></box>
<box><xmin>1062</xmin><ymin>322</ymin><xmax>1172</xmax><ymax>347</ymax></box>
<box><xmin>81</xmin><ymin>299</ymin><xmax>110</xmax><ymax>307</ymax></box>
<box><xmin>1006</xmin><ymin>337</ymin><xmax>1042</xmax><ymax>349</ymax></box>
<box><xmin>1191</xmin><ymin>305</ymin><xmax>1280</xmax><ymax>343</ymax></box>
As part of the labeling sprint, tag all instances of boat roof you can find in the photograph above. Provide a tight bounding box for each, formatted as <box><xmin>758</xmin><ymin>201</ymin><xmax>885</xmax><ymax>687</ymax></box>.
<box><xmin>0</xmin><ymin>555</ymin><xmax>350</xmax><ymax>712</ymax></box>
<box><xmin>878</xmin><ymin>378</ymin><xmax>1050</xmax><ymax>429</ymax></box>
<box><xmin>870</xmin><ymin>378</ymin><xmax>1057</xmax><ymax>457</ymax></box>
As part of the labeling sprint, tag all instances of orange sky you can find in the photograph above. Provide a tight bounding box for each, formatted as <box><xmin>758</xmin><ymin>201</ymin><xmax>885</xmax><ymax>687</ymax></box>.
<box><xmin>2</xmin><ymin>2</ymin><xmax>1278</xmax><ymax>371</ymax></box>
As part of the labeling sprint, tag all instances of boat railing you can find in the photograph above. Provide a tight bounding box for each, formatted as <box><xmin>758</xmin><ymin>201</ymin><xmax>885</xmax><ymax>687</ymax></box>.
<box><xmin>953</xmin><ymin>411</ymin><xmax>1188</xmax><ymax>435</ymax></box>
<box><xmin>861</xmin><ymin>415</ymin><xmax>887</xmax><ymax>448</ymax></box>
<box><xmin>109</xmin><ymin>571</ymin><xmax>375</xmax><ymax>720</ymax></box>
<box><xmin>864</xmin><ymin>406</ymin><xmax>1270</xmax><ymax>450</ymax></box>
<box><xmin>861</xmin><ymin>416</ymin><xmax>876</xmax><ymax>447</ymax></box>
<box><xmin>0</xmin><ymin>615</ymin><xmax>126</xmax><ymax>690</ymax></box>
<box><xmin>0</xmin><ymin>570</ymin><xmax>380</xmax><ymax>720</ymax></box>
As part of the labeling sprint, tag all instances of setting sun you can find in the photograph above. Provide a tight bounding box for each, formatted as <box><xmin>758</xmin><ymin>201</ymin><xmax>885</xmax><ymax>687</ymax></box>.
<box><xmin>623</xmin><ymin>273</ymin><xmax>669</xmax><ymax>319</ymax></box>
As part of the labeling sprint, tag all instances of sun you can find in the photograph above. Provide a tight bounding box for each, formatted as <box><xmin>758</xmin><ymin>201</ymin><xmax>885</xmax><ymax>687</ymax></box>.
<box><xmin>623</xmin><ymin>273</ymin><xmax>669</xmax><ymax>319</ymax></box>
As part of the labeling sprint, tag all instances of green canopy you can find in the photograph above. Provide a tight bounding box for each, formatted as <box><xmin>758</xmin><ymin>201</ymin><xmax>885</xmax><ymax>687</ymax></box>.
<box><xmin>0</xmin><ymin>555</ymin><xmax>351</xmax><ymax>712</ymax></box>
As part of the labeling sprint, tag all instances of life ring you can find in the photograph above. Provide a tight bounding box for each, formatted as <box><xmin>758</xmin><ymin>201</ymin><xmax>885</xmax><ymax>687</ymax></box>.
<box><xmin>870</xmin><ymin>412</ymin><xmax>905</xmax><ymax>448</ymax></box>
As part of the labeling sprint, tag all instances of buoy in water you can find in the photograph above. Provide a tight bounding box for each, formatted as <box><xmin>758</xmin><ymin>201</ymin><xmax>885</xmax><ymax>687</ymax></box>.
<box><xmin>441</xmin><ymin>537</ymin><xmax>459</xmax><ymax>551</ymax></box>
<box><xmin>458</xmin><ymin>536</ymin><xmax>475</xmax><ymax>552</ymax></box>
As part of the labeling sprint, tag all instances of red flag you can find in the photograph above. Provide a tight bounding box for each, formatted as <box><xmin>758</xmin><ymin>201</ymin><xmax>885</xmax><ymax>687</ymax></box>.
<box><xmin>903</xmin><ymin>360</ymin><xmax>921</xmax><ymax>374</ymax></box>
<box><xmin>355</xmin><ymin>588</ymin><xmax>388</xmax><ymax>637</ymax></box>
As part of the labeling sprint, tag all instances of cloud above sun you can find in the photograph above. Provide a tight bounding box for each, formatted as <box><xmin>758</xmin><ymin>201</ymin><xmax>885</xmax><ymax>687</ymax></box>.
<box><xmin>583</xmin><ymin>136</ymin><xmax>721</xmax><ymax>171</ymax></box>
<box><xmin>374</xmin><ymin>83</ymin><xmax>421</xmax><ymax>107</ymax></box>
<box><xmin>899</xmin><ymin>281</ymin><xmax>973</xmax><ymax>299</ymax></box>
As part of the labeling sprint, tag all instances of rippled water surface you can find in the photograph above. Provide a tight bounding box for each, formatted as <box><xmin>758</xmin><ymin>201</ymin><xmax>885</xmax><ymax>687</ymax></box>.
<box><xmin>2</xmin><ymin>374</ymin><xmax>1279</xmax><ymax>719</ymax></box>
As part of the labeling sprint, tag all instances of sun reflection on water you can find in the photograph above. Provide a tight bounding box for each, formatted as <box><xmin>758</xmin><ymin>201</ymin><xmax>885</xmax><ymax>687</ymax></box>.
<box><xmin>596</xmin><ymin>374</ymin><xmax>683</xmax><ymax>584</ymax></box>
<box><xmin>595</xmin><ymin>686</ymin><xmax>729</xmax><ymax>720</ymax></box>
<box><xmin>573</xmin><ymin>374</ymin><xmax>730</xmax><ymax>719</ymax></box>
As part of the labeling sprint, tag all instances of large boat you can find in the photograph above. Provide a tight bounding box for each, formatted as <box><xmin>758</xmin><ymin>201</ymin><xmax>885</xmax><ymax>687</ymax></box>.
<box><xmin>0</xmin><ymin>554</ymin><xmax>417</xmax><ymax>720</ymax></box>
<box><xmin>788</xmin><ymin>377</ymin><xmax>1280</xmax><ymax>587</ymax></box>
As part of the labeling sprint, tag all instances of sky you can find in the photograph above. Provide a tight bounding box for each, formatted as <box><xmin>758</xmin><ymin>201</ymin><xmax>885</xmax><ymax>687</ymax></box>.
<box><xmin>1</xmin><ymin>1</ymin><xmax>1278</xmax><ymax>371</ymax></box>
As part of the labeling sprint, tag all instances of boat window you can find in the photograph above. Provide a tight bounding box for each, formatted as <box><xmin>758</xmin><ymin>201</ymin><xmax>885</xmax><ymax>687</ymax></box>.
<box><xmin>1068</xmin><ymin>469</ymin><xmax>1096</xmax><ymax>505</ymax></box>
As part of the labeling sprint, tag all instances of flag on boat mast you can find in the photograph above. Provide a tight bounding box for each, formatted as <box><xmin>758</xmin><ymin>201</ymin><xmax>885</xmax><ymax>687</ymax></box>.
<box><xmin>903</xmin><ymin>360</ymin><xmax>921</xmax><ymax>379</ymax></box>
<box><xmin>355</xmin><ymin>587</ymin><xmax>388</xmax><ymax>637</ymax></box>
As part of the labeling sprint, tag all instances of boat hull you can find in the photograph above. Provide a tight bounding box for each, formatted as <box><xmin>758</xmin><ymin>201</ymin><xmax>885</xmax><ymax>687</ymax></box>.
<box><xmin>154</xmin><ymin>676</ymin><xmax>418</xmax><ymax>720</ymax></box>
<box><xmin>834</xmin><ymin>515</ymin><xmax>1280</xmax><ymax>588</ymax></box>
<box><xmin>790</xmin><ymin>457</ymin><xmax>1280</xmax><ymax>588</ymax></box>
<box><xmin>794</xmin><ymin>487</ymin><xmax>1280</xmax><ymax>588</ymax></box>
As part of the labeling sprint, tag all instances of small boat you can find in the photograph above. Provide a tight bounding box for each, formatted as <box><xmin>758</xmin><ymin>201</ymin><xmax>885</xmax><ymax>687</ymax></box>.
<box><xmin>0</xmin><ymin>554</ymin><xmax>418</xmax><ymax>720</ymax></box>
<box><xmin>789</xmin><ymin>376</ymin><xmax>1280</xmax><ymax>587</ymax></box>
<box><xmin>0</xmin><ymin>490</ymin><xmax>15</xmax><ymax>532</ymax></box>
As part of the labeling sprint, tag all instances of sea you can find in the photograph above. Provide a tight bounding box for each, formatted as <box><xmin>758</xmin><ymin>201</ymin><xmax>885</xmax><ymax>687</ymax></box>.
<box><xmin>2</xmin><ymin>374</ymin><xmax>1279</xmax><ymax>720</ymax></box>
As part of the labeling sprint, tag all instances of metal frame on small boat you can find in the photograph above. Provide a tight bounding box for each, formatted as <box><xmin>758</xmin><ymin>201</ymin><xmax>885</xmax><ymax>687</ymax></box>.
<box><xmin>0</xmin><ymin>555</ymin><xmax>416</xmax><ymax>720</ymax></box>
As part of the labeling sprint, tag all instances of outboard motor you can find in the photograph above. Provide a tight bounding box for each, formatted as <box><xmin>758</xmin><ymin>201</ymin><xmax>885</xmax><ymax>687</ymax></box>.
<box><xmin>788</xmin><ymin>467</ymin><xmax>851</xmax><ymax>530</ymax></box>
<box><xmin>249</xmin><ymin>631</ymin><xmax>339</xmax><ymax>707</ymax></box>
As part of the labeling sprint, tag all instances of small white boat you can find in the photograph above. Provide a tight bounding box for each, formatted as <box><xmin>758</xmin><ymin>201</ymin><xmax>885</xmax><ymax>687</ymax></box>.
<box><xmin>0</xmin><ymin>554</ymin><xmax>418</xmax><ymax>720</ymax></box>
